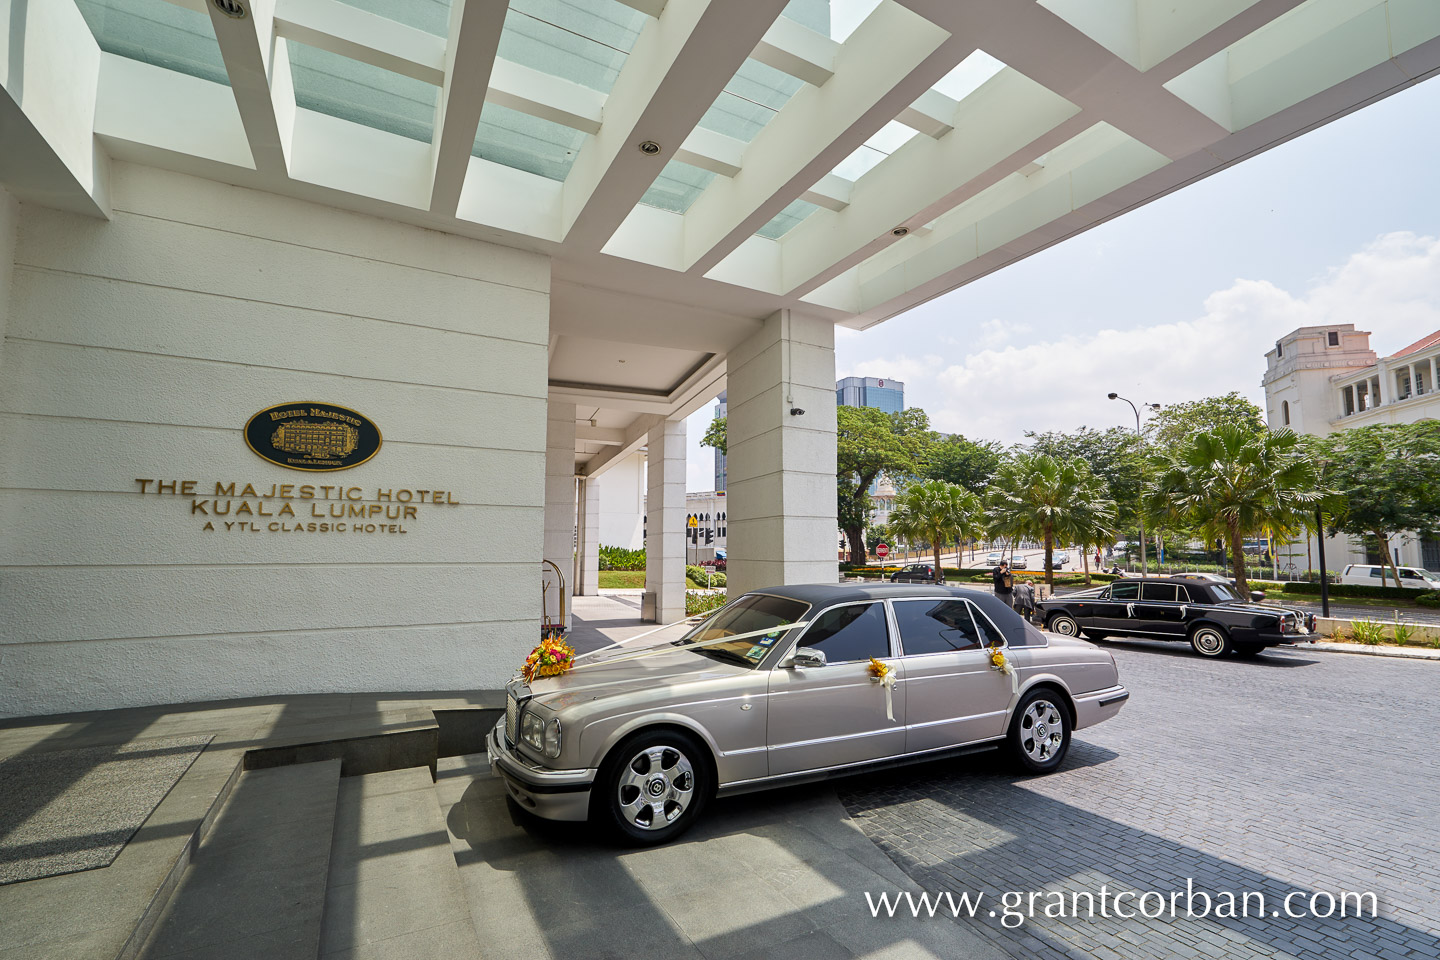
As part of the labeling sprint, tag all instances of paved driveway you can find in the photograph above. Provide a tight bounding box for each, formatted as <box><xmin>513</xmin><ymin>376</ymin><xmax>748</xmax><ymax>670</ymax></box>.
<box><xmin>839</xmin><ymin>642</ymin><xmax>1440</xmax><ymax>960</ymax></box>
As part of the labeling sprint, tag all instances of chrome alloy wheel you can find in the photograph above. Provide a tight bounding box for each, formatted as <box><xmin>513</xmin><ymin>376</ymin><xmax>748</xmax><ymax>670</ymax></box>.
<box><xmin>616</xmin><ymin>745</ymin><xmax>695</xmax><ymax>831</ymax></box>
<box><xmin>1019</xmin><ymin>700</ymin><xmax>1065</xmax><ymax>763</ymax></box>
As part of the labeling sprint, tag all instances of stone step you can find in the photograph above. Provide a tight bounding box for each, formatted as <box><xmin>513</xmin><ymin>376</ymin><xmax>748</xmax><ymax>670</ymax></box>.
<box><xmin>319</xmin><ymin>767</ymin><xmax>483</xmax><ymax>959</ymax></box>
<box><xmin>136</xmin><ymin>759</ymin><xmax>342</xmax><ymax>960</ymax></box>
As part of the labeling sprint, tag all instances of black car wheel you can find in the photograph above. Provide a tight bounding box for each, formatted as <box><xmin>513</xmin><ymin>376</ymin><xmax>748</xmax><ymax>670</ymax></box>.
<box><xmin>1082</xmin><ymin>630</ymin><xmax>1109</xmax><ymax>642</ymax></box>
<box><xmin>1189</xmin><ymin>625</ymin><xmax>1232</xmax><ymax>658</ymax></box>
<box><xmin>1047</xmin><ymin>614</ymin><xmax>1080</xmax><ymax>636</ymax></box>
<box><xmin>1233</xmin><ymin>644</ymin><xmax>1265</xmax><ymax>658</ymax></box>
<box><xmin>1007</xmin><ymin>688</ymin><xmax>1071</xmax><ymax>774</ymax></box>
<box><xmin>595</xmin><ymin>729</ymin><xmax>711</xmax><ymax>845</ymax></box>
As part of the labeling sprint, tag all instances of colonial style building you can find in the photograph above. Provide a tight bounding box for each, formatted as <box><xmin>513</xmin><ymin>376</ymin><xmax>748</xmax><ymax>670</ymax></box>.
<box><xmin>1262</xmin><ymin>325</ymin><xmax>1440</xmax><ymax>572</ymax></box>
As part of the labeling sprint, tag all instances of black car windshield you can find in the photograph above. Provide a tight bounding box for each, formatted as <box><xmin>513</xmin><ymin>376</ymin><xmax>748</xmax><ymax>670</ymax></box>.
<box><xmin>673</xmin><ymin>594</ymin><xmax>810</xmax><ymax>667</ymax></box>
<box><xmin>1207</xmin><ymin>582</ymin><xmax>1243</xmax><ymax>602</ymax></box>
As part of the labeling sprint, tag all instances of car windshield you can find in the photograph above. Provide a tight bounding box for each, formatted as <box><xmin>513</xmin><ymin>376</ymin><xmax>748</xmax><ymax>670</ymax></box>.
<box><xmin>1207</xmin><ymin>582</ymin><xmax>1243</xmax><ymax>602</ymax></box>
<box><xmin>673</xmin><ymin>594</ymin><xmax>810</xmax><ymax>667</ymax></box>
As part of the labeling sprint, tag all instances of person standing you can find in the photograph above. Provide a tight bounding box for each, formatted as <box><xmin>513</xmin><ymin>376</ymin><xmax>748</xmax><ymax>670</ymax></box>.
<box><xmin>1013</xmin><ymin>578</ymin><xmax>1036</xmax><ymax>622</ymax></box>
<box><xmin>992</xmin><ymin>560</ymin><xmax>1014</xmax><ymax>608</ymax></box>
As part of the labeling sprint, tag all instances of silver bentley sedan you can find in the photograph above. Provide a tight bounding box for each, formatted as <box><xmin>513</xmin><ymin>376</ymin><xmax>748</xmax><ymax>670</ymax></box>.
<box><xmin>488</xmin><ymin>584</ymin><xmax>1129</xmax><ymax>844</ymax></box>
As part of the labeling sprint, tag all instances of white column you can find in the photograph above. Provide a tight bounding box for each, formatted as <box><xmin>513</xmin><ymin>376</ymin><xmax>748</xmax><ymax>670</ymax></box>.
<box><xmin>544</xmin><ymin>400</ymin><xmax>576</xmax><ymax>630</ymax></box>
<box><xmin>644</xmin><ymin>420</ymin><xmax>687</xmax><ymax>624</ymax></box>
<box><xmin>575</xmin><ymin>477</ymin><xmax>599</xmax><ymax>596</ymax></box>
<box><xmin>0</xmin><ymin>187</ymin><xmax>15</xmax><ymax>372</ymax></box>
<box><xmin>725</xmin><ymin>309</ymin><xmax>838</xmax><ymax>597</ymax></box>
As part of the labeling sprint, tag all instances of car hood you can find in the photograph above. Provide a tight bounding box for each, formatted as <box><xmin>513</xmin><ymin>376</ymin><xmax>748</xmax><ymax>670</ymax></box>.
<box><xmin>528</xmin><ymin>644</ymin><xmax>750</xmax><ymax>705</ymax></box>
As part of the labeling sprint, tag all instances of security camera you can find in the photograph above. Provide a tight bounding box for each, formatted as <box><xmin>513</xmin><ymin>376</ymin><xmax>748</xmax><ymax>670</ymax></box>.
<box><xmin>790</xmin><ymin>407</ymin><xmax>805</xmax><ymax>416</ymax></box>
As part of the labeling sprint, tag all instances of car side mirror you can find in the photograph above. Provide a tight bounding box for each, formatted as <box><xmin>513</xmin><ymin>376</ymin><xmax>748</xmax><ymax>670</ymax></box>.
<box><xmin>784</xmin><ymin>647</ymin><xmax>827</xmax><ymax>669</ymax></box>
<box><xmin>1250</xmin><ymin>591</ymin><xmax>1266</xmax><ymax>602</ymax></box>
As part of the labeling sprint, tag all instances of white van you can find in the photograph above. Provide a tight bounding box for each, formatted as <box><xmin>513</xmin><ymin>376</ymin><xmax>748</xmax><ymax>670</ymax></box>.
<box><xmin>1338</xmin><ymin>564</ymin><xmax>1440</xmax><ymax>589</ymax></box>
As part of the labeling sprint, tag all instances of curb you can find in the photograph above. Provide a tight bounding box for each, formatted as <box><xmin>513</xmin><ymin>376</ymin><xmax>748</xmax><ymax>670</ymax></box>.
<box><xmin>1300</xmin><ymin>641</ymin><xmax>1440</xmax><ymax>661</ymax></box>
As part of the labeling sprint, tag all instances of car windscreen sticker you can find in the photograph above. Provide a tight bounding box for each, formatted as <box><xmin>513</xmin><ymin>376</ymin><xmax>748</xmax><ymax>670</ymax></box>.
<box><xmin>746</xmin><ymin>645</ymin><xmax>766</xmax><ymax>659</ymax></box>
<box><xmin>758</xmin><ymin>636</ymin><xmax>776</xmax><ymax>646</ymax></box>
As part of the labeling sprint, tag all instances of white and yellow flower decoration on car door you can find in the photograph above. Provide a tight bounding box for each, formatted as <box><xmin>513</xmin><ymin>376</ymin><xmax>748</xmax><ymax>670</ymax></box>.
<box><xmin>868</xmin><ymin>658</ymin><xmax>897</xmax><ymax>720</ymax></box>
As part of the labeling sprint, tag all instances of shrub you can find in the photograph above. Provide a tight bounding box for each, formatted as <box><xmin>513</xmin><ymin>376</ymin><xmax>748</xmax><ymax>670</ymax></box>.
<box><xmin>1280</xmin><ymin>582</ymin><xmax>1427</xmax><ymax>600</ymax></box>
<box><xmin>1416</xmin><ymin>592</ymin><xmax>1440</xmax><ymax>609</ymax></box>
<box><xmin>1392</xmin><ymin>620</ymin><xmax>1414</xmax><ymax>647</ymax></box>
<box><xmin>686</xmin><ymin>591</ymin><xmax>727</xmax><ymax>616</ymax></box>
<box><xmin>599</xmin><ymin>545</ymin><xmax>645</xmax><ymax>571</ymax></box>
<box><xmin>709</xmin><ymin>572</ymin><xmax>726</xmax><ymax>588</ymax></box>
<box><xmin>1348</xmin><ymin>619</ymin><xmax>1387</xmax><ymax>645</ymax></box>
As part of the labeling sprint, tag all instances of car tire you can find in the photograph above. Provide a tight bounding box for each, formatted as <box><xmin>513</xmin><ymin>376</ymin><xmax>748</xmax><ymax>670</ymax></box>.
<box><xmin>1082</xmin><ymin>630</ymin><xmax>1109</xmax><ymax>642</ymax></box>
<box><xmin>1189</xmin><ymin>625</ymin><xmax>1232</xmax><ymax>658</ymax></box>
<box><xmin>594</xmin><ymin>729</ymin><xmax>711</xmax><ymax>846</ymax></box>
<box><xmin>1047</xmin><ymin>614</ymin><xmax>1080</xmax><ymax>637</ymax></box>
<box><xmin>1007</xmin><ymin>688</ymin><xmax>1071</xmax><ymax>774</ymax></box>
<box><xmin>1233</xmin><ymin>644</ymin><xmax>1265</xmax><ymax>658</ymax></box>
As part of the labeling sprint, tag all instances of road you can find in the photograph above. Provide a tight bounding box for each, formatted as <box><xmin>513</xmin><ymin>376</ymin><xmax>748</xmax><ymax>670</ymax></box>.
<box><xmin>839</xmin><ymin>641</ymin><xmax>1440</xmax><ymax>960</ymax></box>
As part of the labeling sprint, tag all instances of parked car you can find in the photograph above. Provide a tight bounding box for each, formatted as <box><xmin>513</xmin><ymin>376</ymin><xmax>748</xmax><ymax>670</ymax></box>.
<box><xmin>1011</xmin><ymin>555</ymin><xmax>1028</xmax><ymax>569</ymax></box>
<box><xmin>1036</xmin><ymin>577</ymin><xmax>1316</xmax><ymax>658</ymax></box>
<box><xmin>1338</xmin><ymin>564</ymin><xmax>1440</xmax><ymax>589</ymax></box>
<box><xmin>1053</xmin><ymin>552</ymin><xmax>1070</xmax><ymax>567</ymax></box>
<box><xmin>985</xmin><ymin>552</ymin><xmax>1004</xmax><ymax>566</ymax></box>
<box><xmin>490</xmin><ymin>584</ymin><xmax>1129</xmax><ymax>843</ymax></box>
<box><xmin>890</xmin><ymin>562</ymin><xmax>940</xmax><ymax>583</ymax></box>
<box><xmin>1170</xmin><ymin>571</ymin><xmax>1263</xmax><ymax>599</ymax></box>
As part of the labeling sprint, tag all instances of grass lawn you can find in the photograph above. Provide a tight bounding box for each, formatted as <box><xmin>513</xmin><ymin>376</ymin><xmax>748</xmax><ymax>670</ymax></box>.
<box><xmin>598</xmin><ymin>570</ymin><xmax>645</xmax><ymax>589</ymax></box>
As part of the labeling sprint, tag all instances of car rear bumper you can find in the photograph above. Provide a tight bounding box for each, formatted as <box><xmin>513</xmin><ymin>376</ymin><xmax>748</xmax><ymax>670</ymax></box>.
<box><xmin>486</xmin><ymin>720</ymin><xmax>595</xmax><ymax>822</ymax></box>
<box><xmin>1072</xmin><ymin>683</ymin><xmax>1129</xmax><ymax>730</ymax></box>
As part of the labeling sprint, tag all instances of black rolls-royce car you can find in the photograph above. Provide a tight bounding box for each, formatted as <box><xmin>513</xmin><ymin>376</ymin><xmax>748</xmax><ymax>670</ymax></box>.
<box><xmin>1036</xmin><ymin>577</ymin><xmax>1316</xmax><ymax>658</ymax></box>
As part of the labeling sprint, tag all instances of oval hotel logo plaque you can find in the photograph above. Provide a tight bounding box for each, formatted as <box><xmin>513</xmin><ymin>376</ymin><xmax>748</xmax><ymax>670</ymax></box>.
<box><xmin>245</xmin><ymin>403</ymin><xmax>382</xmax><ymax>472</ymax></box>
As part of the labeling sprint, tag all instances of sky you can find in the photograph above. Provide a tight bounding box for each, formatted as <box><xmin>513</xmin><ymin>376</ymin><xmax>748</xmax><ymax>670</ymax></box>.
<box><xmin>682</xmin><ymin>71</ymin><xmax>1440</xmax><ymax>491</ymax></box>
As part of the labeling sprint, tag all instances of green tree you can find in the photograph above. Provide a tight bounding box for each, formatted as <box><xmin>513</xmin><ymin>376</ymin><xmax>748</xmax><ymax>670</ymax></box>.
<box><xmin>1146</xmin><ymin>425</ymin><xmax>1321</xmax><ymax>598</ymax></box>
<box><xmin>1309</xmin><ymin>421</ymin><xmax>1440</xmax><ymax>585</ymax></box>
<box><xmin>1024</xmin><ymin>427</ymin><xmax>1145</xmax><ymax>535</ymax></box>
<box><xmin>700</xmin><ymin>416</ymin><xmax>726</xmax><ymax>456</ymax></box>
<box><xmin>836</xmin><ymin>406</ymin><xmax>930</xmax><ymax>565</ymax></box>
<box><xmin>888</xmin><ymin>480</ymin><xmax>982</xmax><ymax>582</ymax></box>
<box><xmin>1148</xmin><ymin>392</ymin><xmax>1266</xmax><ymax>450</ymax></box>
<box><xmin>985</xmin><ymin>454</ymin><xmax>1116</xmax><ymax>589</ymax></box>
<box><xmin>925</xmin><ymin>434</ymin><xmax>1003</xmax><ymax>494</ymax></box>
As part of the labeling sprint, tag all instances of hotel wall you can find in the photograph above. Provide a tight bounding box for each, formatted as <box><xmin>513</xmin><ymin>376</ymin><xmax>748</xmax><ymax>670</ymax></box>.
<box><xmin>0</xmin><ymin>164</ymin><xmax>550</xmax><ymax>716</ymax></box>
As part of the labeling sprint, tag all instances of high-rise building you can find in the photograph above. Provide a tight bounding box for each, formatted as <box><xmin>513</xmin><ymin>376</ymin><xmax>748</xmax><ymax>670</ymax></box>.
<box><xmin>836</xmin><ymin>376</ymin><xmax>905</xmax><ymax>414</ymax></box>
<box><xmin>713</xmin><ymin>391</ymin><xmax>727</xmax><ymax>492</ymax></box>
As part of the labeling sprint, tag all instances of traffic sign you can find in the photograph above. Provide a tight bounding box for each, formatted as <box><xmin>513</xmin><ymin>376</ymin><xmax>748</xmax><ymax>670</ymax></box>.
<box><xmin>687</xmin><ymin>516</ymin><xmax>698</xmax><ymax>528</ymax></box>
<box><xmin>875</xmin><ymin>543</ymin><xmax>889</xmax><ymax>559</ymax></box>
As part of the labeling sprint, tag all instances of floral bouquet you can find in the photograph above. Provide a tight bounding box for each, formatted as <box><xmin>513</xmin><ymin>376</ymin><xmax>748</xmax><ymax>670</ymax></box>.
<box><xmin>988</xmin><ymin>645</ymin><xmax>1013</xmax><ymax>675</ymax></box>
<box><xmin>869</xmin><ymin>657</ymin><xmax>896</xmax><ymax>720</ymax></box>
<box><xmin>522</xmin><ymin>636</ymin><xmax>577</xmax><ymax>684</ymax></box>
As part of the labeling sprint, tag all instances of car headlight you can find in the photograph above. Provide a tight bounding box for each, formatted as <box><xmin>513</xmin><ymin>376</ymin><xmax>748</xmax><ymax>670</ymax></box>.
<box><xmin>543</xmin><ymin>717</ymin><xmax>562</xmax><ymax>759</ymax></box>
<box><xmin>519</xmin><ymin>712</ymin><xmax>563</xmax><ymax>758</ymax></box>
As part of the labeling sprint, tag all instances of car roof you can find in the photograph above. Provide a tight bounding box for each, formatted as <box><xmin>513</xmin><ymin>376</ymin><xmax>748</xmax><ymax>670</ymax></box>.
<box><xmin>749</xmin><ymin>583</ymin><xmax>1035</xmax><ymax>647</ymax></box>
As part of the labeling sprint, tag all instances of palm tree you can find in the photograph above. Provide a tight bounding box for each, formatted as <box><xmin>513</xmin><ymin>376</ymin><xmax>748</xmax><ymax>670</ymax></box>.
<box><xmin>1145</xmin><ymin>425</ymin><xmax>1321</xmax><ymax>598</ymax></box>
<box><xmin>888</xmin><ymin>480</ymin><xmax>982</xmax><ymax>583</ymax></box>
<box><xmin>986</xmin><ymin>454</ymin><xmax>1115</xmax><ymax>590</ymax></box>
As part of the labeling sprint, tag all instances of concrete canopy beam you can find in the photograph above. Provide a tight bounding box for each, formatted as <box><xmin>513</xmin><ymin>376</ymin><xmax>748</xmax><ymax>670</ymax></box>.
<box><xmin>207</xmin><ymin>0</ymin><xmax>295</xmax><ymax>175</ymax></box>
<box><xmin>429</xmin><ymin>0</ymin><xmax>508</xmax><ymax>216</ymax></box>
<box><xmin>560</xmin><ymin>0</ymin><xmax>791</xmax><ymax>251</ymax></box>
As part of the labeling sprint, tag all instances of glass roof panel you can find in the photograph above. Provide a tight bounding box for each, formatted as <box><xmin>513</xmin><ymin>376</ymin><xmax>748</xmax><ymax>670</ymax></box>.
<box><xmin>497</xmin><ymin>0</ymin><xmax>650</xmax><ymax>95</ymax></box>
<box><xmin>756</xmin><ymin>198</ymin><xmax>821</xmax><ymax>240</ymax></box>
<box><xmin>781</xmin><ymin>0</ymin><xmax>882</xmax><ymax>42</ymax></box>
<box><xmin>830</xmin><ymin>121</ymin><xmax>919</xmax><ymax>182</ymax></box>
<box><xmin>697</xmin><ymin>59</ymin><xmax>804</xmax><ymax>143</ymax></box>
<box><xmin>334</xmin><ymin>0</ymin><xmax>453</xmax><ymax>36</ymax></box>
<box><xmin>930</xmin><ymin>50</ymin><xmax>1007</xmax><ymax>102</ymax></box>
<box><xmin>639</xmin><ymin>160</ymin><xmax>719</xmax><ymax>214</ymax></box>
<box><xmin>473</xmin><ymin>102</ymin><xmax>589</xmax><ymax>182</ymax></box>
<box><xmin>74</xmin><ymin>0</ymin><xmax>228</xmax><ymax>86</ymax></box>
<box><xmin>289</xmin><ymin>43</ymin><xmax>438</xmax><ymax>143</ymax></box>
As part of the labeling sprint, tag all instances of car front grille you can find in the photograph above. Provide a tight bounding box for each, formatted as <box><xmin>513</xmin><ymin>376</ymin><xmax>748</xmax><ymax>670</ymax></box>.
<box><xmin>505</xmin><ymin>692</ymin><xmax>518</xmax><ymax>746</ymax></box>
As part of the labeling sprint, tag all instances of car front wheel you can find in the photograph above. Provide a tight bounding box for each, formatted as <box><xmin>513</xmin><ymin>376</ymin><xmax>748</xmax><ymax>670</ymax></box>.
<box><xmin>1008</xmin><ymin>689</ymin><xmax>1071</xmax><ymax>773</ymax></box>
<box><xmin>1189</xmin><ymin>625</ymin><xmax>1232</xmax><ymax>658</ymax></box>
<box><xmin>1047</xmin><ymin>614</ymin><xmax>1080</xmax><ymax>636</ymax></box>
<box><xmin>595</xmin><ymin>729</ymin><xmax>711</xmax><ymax>845</ymax></box>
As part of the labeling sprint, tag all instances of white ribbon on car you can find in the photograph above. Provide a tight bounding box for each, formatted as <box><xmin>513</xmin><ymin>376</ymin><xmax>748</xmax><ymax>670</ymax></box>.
<box><xmin>1126</xmin><ymin>602</ymin><xmax>1136</xmax><ymax>618</ymax></box>
<box><xmin>870</xmin><ymin>666</ymin><xmax>897</xmax><ymax>721</ymax></box>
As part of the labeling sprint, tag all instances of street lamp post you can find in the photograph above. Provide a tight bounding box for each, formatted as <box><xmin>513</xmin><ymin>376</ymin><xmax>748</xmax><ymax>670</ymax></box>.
<box><xmin>1108</xmin><ymin>393</ymin><xmax>1161</xmax><ymax>578</ymax></box>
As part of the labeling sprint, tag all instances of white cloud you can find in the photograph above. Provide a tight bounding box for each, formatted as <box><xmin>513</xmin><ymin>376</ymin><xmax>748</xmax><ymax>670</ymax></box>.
<box><xmin>845</xmin><ymin>232</ymin><xmax>1440</xmax><ymax>445</ymax></box>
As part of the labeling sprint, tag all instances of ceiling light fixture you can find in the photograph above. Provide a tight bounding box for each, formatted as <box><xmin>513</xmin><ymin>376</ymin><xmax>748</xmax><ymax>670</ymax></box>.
<box><xmin>892</xmin><ymin>227</ymin><xmax>909</xmax><ymax>237</ymax></box>
<box><xmin>638</xmin><ymin>141</ymin><xmax>662</xmax><ymax>156</ymax></box>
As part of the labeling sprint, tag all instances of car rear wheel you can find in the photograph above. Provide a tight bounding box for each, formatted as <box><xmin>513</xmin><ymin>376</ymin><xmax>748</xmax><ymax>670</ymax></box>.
<box><xmin>1082</xmin><ymin>630</ymin><xmax>1109</xmax><ymax>642</ymax></box>
<box><xmin>1233</xmin><ymin>644</ymin><xmax>1265</xmax><ymax>658</ymax></box>
<box><xmin>1189</xmin><ymin>625</ymin><xmax>1232</xmax><ymax>658</ymax></box>
<box><xmin>1047</xmin><ymin>614</ymin><xmax>1080</xmax><ymax>636</ymax></box>
<box><xmin>595</xmin><ymin>729</ymin><xmax>711</xmax><ymax>846</ymax></box>
<box><xmin>1007</xmin><ymin>689</ymin><xmax>1071</xmax><ymax>774</ymax></box>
